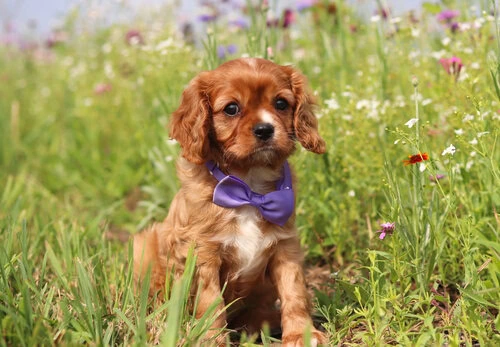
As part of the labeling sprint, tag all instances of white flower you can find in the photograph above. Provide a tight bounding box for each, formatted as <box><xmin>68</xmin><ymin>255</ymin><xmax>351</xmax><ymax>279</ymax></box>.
<box><xmin>477</xmin><ymin>131</ymin><xmax>489</xmax><ymax>138</ymax></box>
<box><xmin>463</xmin><ymin>114</ymin><xmax>474</xmax><ymax>122</ymax></box>
<box><xmin>325</xmin><ymin>98</ymin><xmax>339</xmax><ymax>110</ymax></box>
<box><xmin>454</xmin><ymin>128</ymin><xmax>464</xmax><ymax>135</ymax></box>
<box><xmin>405</xmin><ymin>118</ymin><xmax>419</xmax><ymax>128</ymax></box>
<box><xmin>469</xmin><ymin>138</ymin><xmax>478</xmax><ymax>145</ymax></box>
<box><xmin>442</xmin><ymin>144</ymin><xmax>456</xmax><ymax>156</ymax></box>
<box><xmin>419</xmin><ymin>163</ymin><xmax>426</xmax><ymax>172</ymax></box>
<box><xmin>466</xmin><ymin>160</ymin><xmax>474</xmax><ymax>171</ymax></box>
<box><xmin>442</xmin><ymin>37</ymin><xmax>451</xmax><ymax>46</ymax></box>
<box><xmin>348</xmin><ymin>190</ymin><xmax>356</xmax><ymax>197</ymax></box>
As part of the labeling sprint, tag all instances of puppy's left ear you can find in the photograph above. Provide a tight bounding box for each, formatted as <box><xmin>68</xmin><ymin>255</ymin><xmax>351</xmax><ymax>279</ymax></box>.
<box><xmin>284</xmin><ymin>66</ymin><xmax>326</xmax><ymax>154</ymax></box>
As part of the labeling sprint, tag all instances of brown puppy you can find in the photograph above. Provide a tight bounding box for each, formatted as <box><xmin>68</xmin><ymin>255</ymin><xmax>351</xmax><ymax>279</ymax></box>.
<box><xmin>134</xmin><ymin>58</ymin><xmax>327</xmax><ymax>346</ymax></box>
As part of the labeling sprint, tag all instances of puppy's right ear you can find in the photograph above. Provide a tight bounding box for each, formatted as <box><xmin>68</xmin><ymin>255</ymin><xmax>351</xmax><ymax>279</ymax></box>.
<box><xmin>169</xmin><ymin>73</ymin><xmax>211</xmax><ymax>165</ymax></box>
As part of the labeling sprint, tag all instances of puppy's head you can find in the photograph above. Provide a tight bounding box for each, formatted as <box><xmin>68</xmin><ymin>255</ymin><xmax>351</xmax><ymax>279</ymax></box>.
<box><xmin>170</xmin><ymin>58</ymin><xmax>326</xmax><ymax>167</ymax></box>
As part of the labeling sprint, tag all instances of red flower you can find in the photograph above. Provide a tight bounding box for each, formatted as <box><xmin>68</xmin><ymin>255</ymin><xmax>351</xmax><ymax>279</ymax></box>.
<box><xmin>403</xmin><ymin>152</ymin><xmax>429</xmax><ymax>166</ymax></box>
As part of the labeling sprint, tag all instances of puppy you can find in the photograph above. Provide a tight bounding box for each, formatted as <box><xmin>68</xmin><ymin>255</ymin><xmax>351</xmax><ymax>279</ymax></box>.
<box><xmin>133</xmin><ymin>58</ymin><xmax>327</xmax><ymax>346</ymax></box>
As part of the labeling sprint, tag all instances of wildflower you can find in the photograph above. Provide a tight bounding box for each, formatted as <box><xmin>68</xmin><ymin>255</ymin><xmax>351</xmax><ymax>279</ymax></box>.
<box><xmin>441</xmin><ymin>144</ymin><xmax>456</xmax><ymax>156</ymax></box>
<box><xmin>439</xmin><ymin>56</ymin><xmax>463</xmax><ymax>80</ymax></box>
<box><xmin>462</xmin><ymin>114</ymin><xmax>474</xmax><ymax>122</ymax></box>
<box><xmin>376</xmin><ymin>7</ymin><xmax>391</xmax><ymax>20</ymax></box>
<box><xmin>267</xmin><ymin>9</ymin><xmax>296</xmax><ymax>29</ymax></box>
<box><xmin>405</xmin><ymin>118</ymin><xmax>418</xmax><ymax>128</ymax></box>
<box><xmin>437</xmin><ymin>9</ymin><xmax>460</xmax><ymax>23</ymax></box>
<box><xmin>296</xmin><ymin>0</ymin><xmax>317</xmax><ymax>12</ymax></box>
<box><xmin>217</xmin><ymin>44</ymin><xmax>238</xmax><ymax>60</ymax></box>
<box><xmin>199</xmin><ymin>14</ymin><xmax>217</xmax><ymax>22</ymax></box>
<box><xmin>324</xmin><ymin>98</ymin><xmax>339</xmax><ymax>110</ymax></box>
<box><xmin>94</xmin><ymin>83</ymin><xmax>112</xmax><ymax>95</ymax></box>
<box><xmin>454</xmin><ymin>128</ymin><xmax>464</xmax><ymax>135</ymax></box>
<box><xmin>125</xmin><ymin>29</ymin><xmax>144</xmax><ymax>46</ymax></box>
<box><xmin>377</xmin><ymin>222</ymin><xmax>395</xmax><ymax>240</ymax></box>
<box><xmin>450</xmin><ymin>22</ymin><xmax>460</xmax><ymax>33</ymax></box>
<box><xmin>229</xmin><ymin>17</ymin><xmax>249</xmax><ymax>29</ymax></box>
<box><xmin>45</xmin><ymin>30</ymin><xmax>68</xmax><ymax>48</ymax></box>
<box><xmin>283</xmin><ymin>9</ymin><xmax>296</xmax><ymax>28</ymax></box>
<box><xmin>403</xmin><ymin>153</ymin><xmax>429</xmax><ymax>166</ymax></box>
<box><xmin>430</xmin><ymin>174</ymin><xmax>446</xmax><ymax>182</ymax></box>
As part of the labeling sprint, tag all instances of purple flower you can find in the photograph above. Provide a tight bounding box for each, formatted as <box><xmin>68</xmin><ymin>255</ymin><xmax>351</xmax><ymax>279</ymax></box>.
<box><xmin>430</xmin><ymin>174</ymin><xmax>446</xmax><ymax>182</ymax></box>
<box><xmin>198</xmin><ymin>14</ymin><xmax>217</xmax><ymax>22</ymax></box>
<box><xmin>226</xmin><ymin>44</ymin><xmax>237</xmax><ymax>55</ymax></box>
<box><xmin>450</xmin><ymin>22</ymin><xmax>460</xmax><ymax>33</ymax></box>
<box><xmin>229</xmin><ymin>17</ymin><xmax>249</xmax><ymax>29</ymax></box>
<box><xmin>296</xmin><ymin>0</ymin><xmax>317</xmax><ymax>12</ymax></box>
<box><xmin>217</xmin><ymin>44</ymin><xmax>238</xmax><ymax>59</ymax></box>
<box><xmin>377</xmin><ymin>222</ymin><xmax>395</xmax><ymax>240</ymax></box>
<box><xmin>217</xmin><ymin>45</ymin><xmax>226</xmax><ymax>59</ymax></box>
<box><xmin>437</xmin><ymin>10</ymin><xmax>459</xmax><ymax>23</ymax></box>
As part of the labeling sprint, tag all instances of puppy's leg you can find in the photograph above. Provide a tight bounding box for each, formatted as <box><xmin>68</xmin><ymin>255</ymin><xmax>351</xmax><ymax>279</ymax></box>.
<box><xmin>133</xmin><ymin>225</ymin><xmax>165</xmax><ymax>294</ymax></box>
<box><xmin>269</xmin><ymin>239</ymin><xmax>327</xmax><ymax>347</ymax></box>
<box><xmin>195</xmin><ymin>256</ymin><xmax>227</xmax><ymax>345</ymax></box>
<box><xmin>228</xmin><ymin>281</ymin><xmax>281</xmax><ymax>335</ymax></box>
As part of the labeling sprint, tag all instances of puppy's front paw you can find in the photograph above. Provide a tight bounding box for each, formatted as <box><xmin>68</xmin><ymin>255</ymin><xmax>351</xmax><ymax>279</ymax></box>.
<box><xmin>282</xmin><ymin>330</ymin><xmax>327</xmax><ymax>347</ymax></box>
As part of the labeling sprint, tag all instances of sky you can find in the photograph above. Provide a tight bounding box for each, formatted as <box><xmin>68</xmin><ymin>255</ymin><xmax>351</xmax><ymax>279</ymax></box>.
<box><xmin>1</xmin><ymin>0</ymin><xmax>430</xmax><ymax>37</ymax></box>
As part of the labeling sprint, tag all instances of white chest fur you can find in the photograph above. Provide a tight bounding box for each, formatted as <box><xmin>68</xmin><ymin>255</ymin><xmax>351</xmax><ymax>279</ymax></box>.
<box><xmin>220</xmin><ymin>207</ymin><xmax>290</xmax><ymax>279</ymax></box>
<box><xmin>216</xmin><ymin>165</ymin><xmax>292</xmax><ymax>279</ymax></box>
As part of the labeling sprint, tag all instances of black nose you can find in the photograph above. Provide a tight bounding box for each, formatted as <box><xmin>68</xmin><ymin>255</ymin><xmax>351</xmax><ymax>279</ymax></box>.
<box><xmin>253</xmin><ymin>123</ymin><xmax>275</xmax><ymax>141</ymax></box>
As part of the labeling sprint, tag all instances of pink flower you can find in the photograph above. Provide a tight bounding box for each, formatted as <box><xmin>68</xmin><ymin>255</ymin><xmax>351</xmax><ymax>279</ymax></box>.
<box><xmin>125</xmin><ymin>29</ymin><xmax>144</xmax><ymax>45</ymax></box>
<box><xmin>94</xmin><ymin>83</ymin><xmax>112</xmax><ymax>95</ymax></box>
<box><xmin>439</xmin><ymin>56</ymin><xmax>463</xmax><ymax>81</ymax></box>
<box><xmin>430</xmin><ymin>174</ymin><xmax>446</xmax><ymax>182</ymax></box>
<box><xmin>437</xmin><ymin>10</ymin><xmax>459</xmax><ymax>23</ymax></box>
<box><xmin>377</xmin><ymin>222</ymin><xmax>395</xmax><ymax>240</ymax></box>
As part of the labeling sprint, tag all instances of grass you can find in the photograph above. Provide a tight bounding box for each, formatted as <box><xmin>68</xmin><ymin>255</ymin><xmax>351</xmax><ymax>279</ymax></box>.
<box><xmin>1</xmin><ymin>0</ymin><xmax>499</xmax><ymax>345</ymax></box>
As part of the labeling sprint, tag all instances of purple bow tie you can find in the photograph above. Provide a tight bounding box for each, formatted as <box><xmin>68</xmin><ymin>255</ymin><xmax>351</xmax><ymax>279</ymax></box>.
<box><xmin>206</xmin><ymin>161</ymin><xmax>295</xmax><ymax>226</ymax></box>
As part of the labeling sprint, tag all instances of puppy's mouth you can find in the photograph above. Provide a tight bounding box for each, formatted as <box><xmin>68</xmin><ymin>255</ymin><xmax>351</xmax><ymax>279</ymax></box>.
<box><xmin>248</xmin><ymin>143</ymin><xmax>289</xmax><ymax>163</ymax></box>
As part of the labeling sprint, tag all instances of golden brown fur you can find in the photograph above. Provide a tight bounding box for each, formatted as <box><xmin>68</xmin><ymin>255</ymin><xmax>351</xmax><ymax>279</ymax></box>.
<box><xmin>133</xmin><ymin>58</ymin><xmax>327</xmax><ymax>346</ymax></box>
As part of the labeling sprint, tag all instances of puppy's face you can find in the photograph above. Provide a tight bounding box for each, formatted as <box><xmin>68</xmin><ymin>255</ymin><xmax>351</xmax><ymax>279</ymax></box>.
<box><xmin>170</xmin><ymin>58</ymin><xmax>325</xmax><ymax>167</ymax></box>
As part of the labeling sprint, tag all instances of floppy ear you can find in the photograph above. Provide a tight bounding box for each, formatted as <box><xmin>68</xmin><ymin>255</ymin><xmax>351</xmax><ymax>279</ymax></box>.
<box><xmin>169</xmin><ymin>73</ymin><xmax>211</xmax><ymax>164</ymax></box>
<box><xmin>284</xmin><ymin>66</ymin><xmax>326</xmax><ymax>154</ymax></box>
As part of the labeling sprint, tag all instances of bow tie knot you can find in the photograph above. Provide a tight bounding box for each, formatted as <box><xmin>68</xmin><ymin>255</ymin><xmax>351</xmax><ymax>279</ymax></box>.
<box><xmin>206</xmin><ymin>161</ymin><xmax>295</xmax><ymax>226</ymax></box>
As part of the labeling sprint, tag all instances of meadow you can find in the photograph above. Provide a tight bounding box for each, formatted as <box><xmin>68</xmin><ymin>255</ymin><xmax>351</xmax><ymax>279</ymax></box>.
<box><xmin>1</xmin><ymin>0</ymin><xmax>499</xmax><ymax>345</ymax></box>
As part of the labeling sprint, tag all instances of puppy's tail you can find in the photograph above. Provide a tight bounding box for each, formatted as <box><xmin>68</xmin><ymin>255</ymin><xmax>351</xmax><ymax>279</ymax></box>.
<box><xmin>133</xmin><ymin>225</ymin><xmax>163</xmax><ymax>293</ymax></box>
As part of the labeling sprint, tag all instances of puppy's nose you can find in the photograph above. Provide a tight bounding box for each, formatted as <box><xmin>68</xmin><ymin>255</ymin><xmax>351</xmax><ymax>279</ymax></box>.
<box><xmin>253</xmin><ymin>123</ymin><xmax>275</xmax><ymax>141</ymax></box>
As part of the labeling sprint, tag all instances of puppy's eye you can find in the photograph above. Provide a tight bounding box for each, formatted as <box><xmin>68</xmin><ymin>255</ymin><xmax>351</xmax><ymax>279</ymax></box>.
<box><xmin>275</xmin><ymin>98</ymin><xmax>288</xmax><ymax>111</ymax></box>
<box><xmin>223</xmin><ymin>103</ymin><xmax>240</xmax><ymax>116</ymax></box>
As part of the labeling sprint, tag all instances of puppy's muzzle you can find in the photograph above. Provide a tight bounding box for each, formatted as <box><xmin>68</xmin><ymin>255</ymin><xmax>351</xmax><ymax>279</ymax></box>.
<box><xmin>253</xmin><ymin>123</ymin><xmax>274</xmax><ymax>141</ymax></box>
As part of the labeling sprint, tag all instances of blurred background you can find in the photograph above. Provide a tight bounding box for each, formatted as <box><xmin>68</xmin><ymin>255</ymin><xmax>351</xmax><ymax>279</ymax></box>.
<box><xmin>2</xmin><ymin>0</ymin><xmax>430</xmax><ymax>41</ymax></box>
